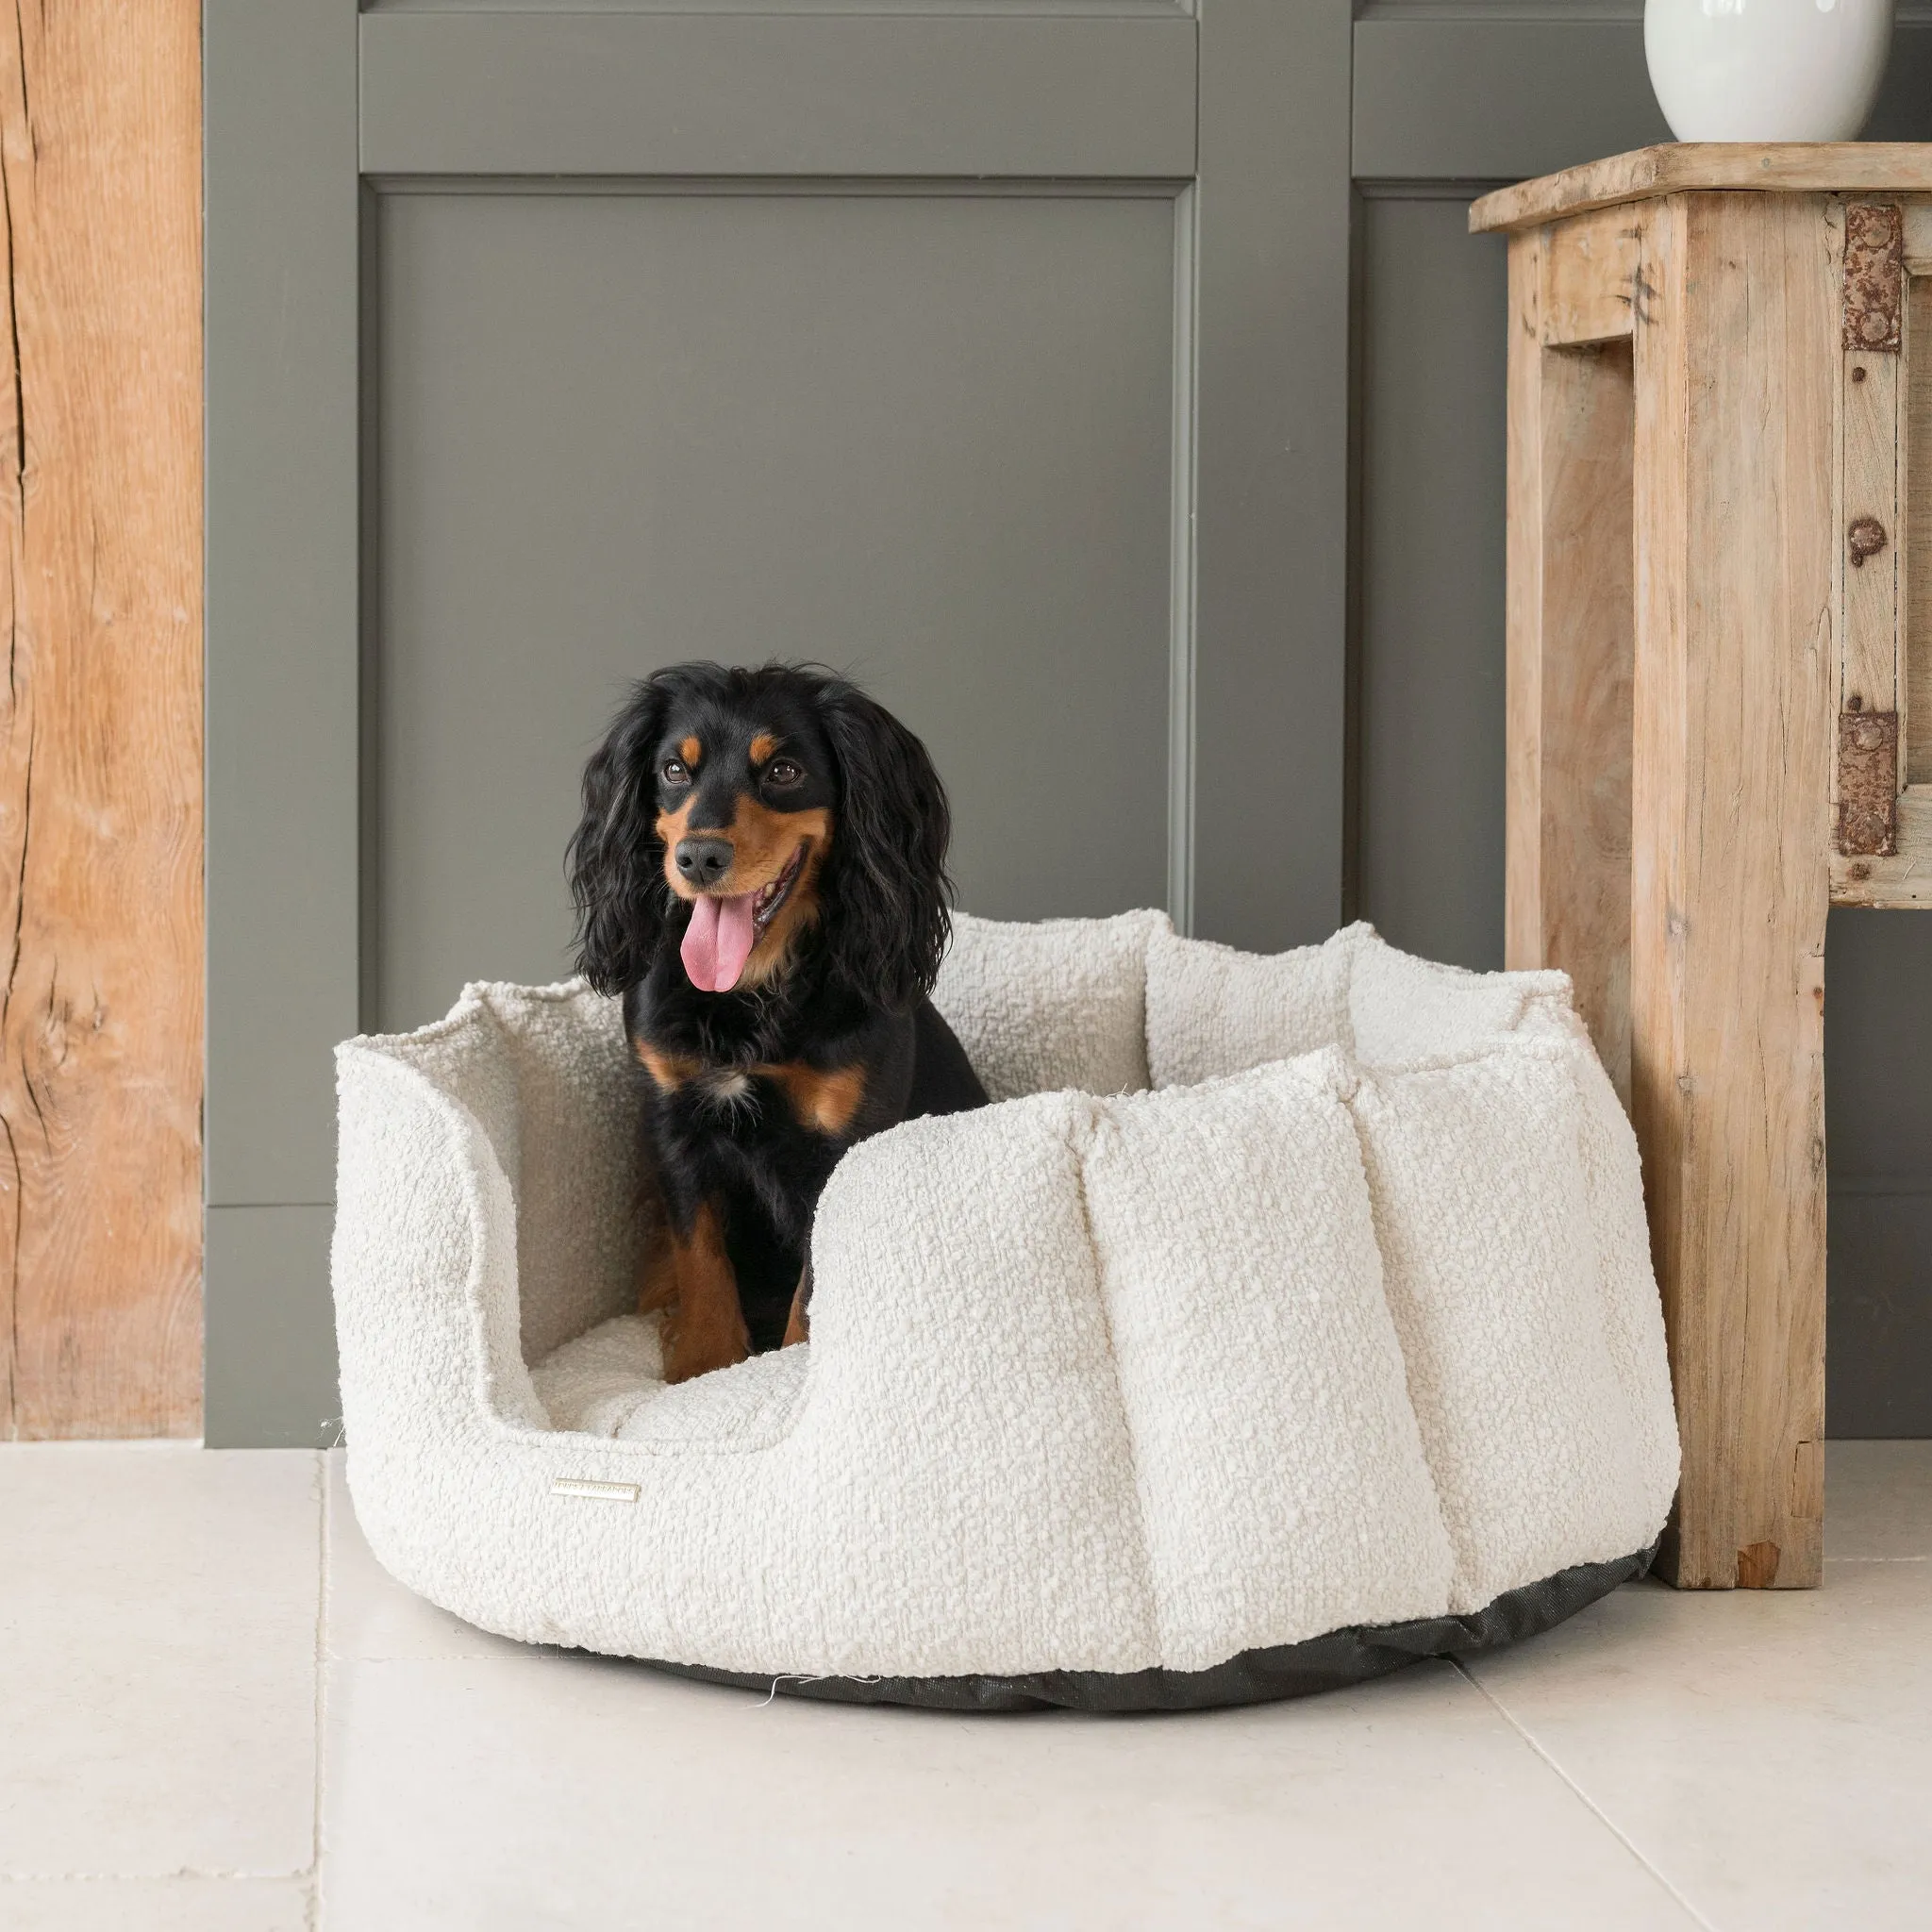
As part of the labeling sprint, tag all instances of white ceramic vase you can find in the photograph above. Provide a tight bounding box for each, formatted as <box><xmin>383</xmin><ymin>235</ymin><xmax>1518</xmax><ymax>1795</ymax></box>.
<box><xmin>1644</xmin><ymin>0</ymin><xmax>1894</xmax><ymax>142</ymax></box>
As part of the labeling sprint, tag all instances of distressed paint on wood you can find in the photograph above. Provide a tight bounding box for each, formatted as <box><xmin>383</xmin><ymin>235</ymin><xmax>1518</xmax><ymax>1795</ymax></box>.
<box><xmin>1628</xmin><ymin>192</ymin><xmax>1832</xmax><ymax>1591</ymax></box>
<box><xmin>0</xmin><ymin>3</ymin><xmax>202</xmax><ymax>1439</ymax></box>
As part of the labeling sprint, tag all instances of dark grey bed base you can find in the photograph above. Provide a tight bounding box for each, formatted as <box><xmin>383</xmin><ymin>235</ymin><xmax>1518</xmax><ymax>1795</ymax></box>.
<box><xmin>642</xmin><ymin>1546</ymin><xmax>1654</xmax><ymax>1714</ymax></box>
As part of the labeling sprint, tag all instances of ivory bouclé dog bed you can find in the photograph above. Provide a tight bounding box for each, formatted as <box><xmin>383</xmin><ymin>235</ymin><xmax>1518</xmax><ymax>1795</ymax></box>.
<box><xmin>332</xmin><ymin>913</ymin><xmax>1679</xmax><ymax>1711</ymax></box>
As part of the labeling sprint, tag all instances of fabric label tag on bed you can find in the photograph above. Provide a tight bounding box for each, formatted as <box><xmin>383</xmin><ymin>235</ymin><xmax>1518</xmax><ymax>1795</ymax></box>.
<box><xmin>552</xmin><ymin>1476</ymin><xmax>640</xmax><ymax>1503</ymax></box>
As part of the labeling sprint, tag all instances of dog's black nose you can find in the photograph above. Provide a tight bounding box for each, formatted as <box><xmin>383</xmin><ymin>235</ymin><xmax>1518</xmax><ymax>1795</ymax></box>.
<box><xmin>675</xmin><ymin>837</ymin><xmax>734</xmax><ymax>886</ymax></box>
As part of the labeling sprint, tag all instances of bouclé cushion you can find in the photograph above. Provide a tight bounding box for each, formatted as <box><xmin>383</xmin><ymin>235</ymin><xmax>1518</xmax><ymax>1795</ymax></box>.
<box><xmin>332</xmin><ymin>916</ymin><xmax>1677</xmax><ymax>1710</ymax></box>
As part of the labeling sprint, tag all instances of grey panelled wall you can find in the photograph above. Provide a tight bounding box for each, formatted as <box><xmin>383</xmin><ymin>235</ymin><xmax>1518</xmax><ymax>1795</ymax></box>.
<box><xmin>374</xmin><ymin>188</ymin><xmax>1176</xmax><ymax>1026</ymax></box>
<box><xmin>208</xmin><ymin>1</ymin><xmax>1929</xmax><ymax>1444</ymax></box>
<box><xmin>1352</xmin><ymin>0</ymin><xmax>1932</xmax><ymax>1434</ymax></box>
<box><xmin>1355</xmin><ymin>192</ymin><xmax>1507</xmax><ymax>974</ymax></box>
<box><xmin>206</xmin><ymin>0</ymin><xmax>358</xmax><ymax>1447</ymax></box>
<box><xmin>207</xmin><ymin>0</ymin><xmax>1354</xmax><ymax>1445</ymax></box>
<box><xmin>1826</xmin><ymin>914</ymin><xmax>1932</xmax><ymax>1435</ymax></box>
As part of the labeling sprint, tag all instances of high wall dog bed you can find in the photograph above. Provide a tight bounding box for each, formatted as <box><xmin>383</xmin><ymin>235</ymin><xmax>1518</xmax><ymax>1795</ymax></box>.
<box><xmin>332</xmin><ymin>914</ymin><xmax>1679</xmax><ymax>1711</ymax></box>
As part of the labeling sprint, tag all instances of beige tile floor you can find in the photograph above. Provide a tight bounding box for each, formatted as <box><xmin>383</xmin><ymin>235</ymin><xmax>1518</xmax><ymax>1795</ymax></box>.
<box><xmin>0</xmin><ymin>1442</ymin><xmax>1926</xmax><ymax>1931</ymax></box>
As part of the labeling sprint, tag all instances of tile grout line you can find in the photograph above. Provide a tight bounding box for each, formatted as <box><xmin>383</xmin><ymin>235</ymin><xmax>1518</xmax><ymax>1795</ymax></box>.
<box><xmin>0</xmin><ymin>1870</ymin><xmax>312</xmax><ymax>1885</ymax></box>
<box><xmin>1451</xmin><ymin>1658</ymin><xmax>1722</xmax><ymax>1932</ymax></box>
<box><xmin>309</xmin><ymin>1449</ymin><xmax>329</xmax><ymax>1932</ymax></box>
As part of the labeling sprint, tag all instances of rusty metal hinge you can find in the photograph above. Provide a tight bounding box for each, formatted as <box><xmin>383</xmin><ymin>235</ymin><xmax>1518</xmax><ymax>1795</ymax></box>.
<box><xmin>1836</xmin><ymin>707</ymin><xmax>1900</xmax><ymax>857</ymax></box>
<box><xmin>1843</xmin><ymin>204</ymin><xmax>1904</xmax><ymax>353</ymax></box>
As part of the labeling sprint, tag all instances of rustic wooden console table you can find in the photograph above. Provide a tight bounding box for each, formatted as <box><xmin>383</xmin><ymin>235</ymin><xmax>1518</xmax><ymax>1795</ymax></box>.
<box><xmin>1473</xmin><ymin>146</ymin><xmax>1932</xmax><ymax>1591</ymax></box>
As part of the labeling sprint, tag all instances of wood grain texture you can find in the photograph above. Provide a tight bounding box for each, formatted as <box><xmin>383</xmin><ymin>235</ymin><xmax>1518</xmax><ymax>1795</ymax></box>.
<box><xmin>1836</xmin><ymin>232</ymin><xmax>1905</xmax><ymax>862</ymax></box>
<box><xmin>1900</xmin><ymin>199</ymin><xmax>1932</xmax><ymax>270</ymax></box>
<box><xmin>1505</xmin><ymin>217</ymin><xmax>1640</xmax><ymax>1106</ymax></box>
<box><xmin>1840</xmin><ymin>304</ymin><xmax>1902</xmax><ymax>721</ymax></box>
<box><xmin>1540</xmin><ymin>204</ymin><xmax>1643</xmax><ymax>348</ymax></box>
<box><xmin>1629</xmin><ymin>193</ymin><xmax>1832</xmax><ymax>1590</ymax></box>
<box><xmin>0</xmin><ymin>4</ymin><xmax>202</xmax><ymax>1439</ymax></box>
<box><xmin>1503</xmin><ymin>232</ymin><xmax>1545</xmax><ymax>979</ymax></box>
<box><xmin>1539</xmin><ymin>341</ymin><xmax>1635</xmax><ymax>1103</ymax></box>
<box><xmin>1472</xmin><ymin>143</ymin><xmax>1932</xmax><ymax>235</ymax></box>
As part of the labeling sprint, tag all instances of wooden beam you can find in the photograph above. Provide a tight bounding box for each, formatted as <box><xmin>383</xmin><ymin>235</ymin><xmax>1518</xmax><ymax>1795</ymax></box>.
<box><xmin>1541</xmin><ymin>205</ymin><xmax>1644</xmax><ymax>348</ymax></box>
<box><xmin>1836</xmin><ymin>202</ymin><xmax>1905</xmax><ymax>862</ymax></box>
<box><xmin>1630</xmin><ymin>193</ymin><xmax>1831</xmax><ymax>1590</ymax></box>
<box><xmin>1536</xmin><ymin>340</ymin><xmax>1636</xmax><ymax>1102</ymax></box>
<box><xmin>1504</xmin><ymin>232</ymin><xmax>1546</xmax><ymax>981</ymax></box>
<box><xmin>1473</xmin><ymin>143</ymin><xmax>1932</xmax><ymax>236</ymax></box>
<box><xmin>0</xmin><ymin>3</ymin><xmax>202</xmax><ymax>1439</ymax></box>
<box><xmin>1840</xmin><ymin>348</ymin><xmax>1902</xmax><ymax>725</ymax></box>
<box><xmin>1505</xmin><ymin>222</ymin><xmax>1638</xmax><ymax>1104</ymax></box>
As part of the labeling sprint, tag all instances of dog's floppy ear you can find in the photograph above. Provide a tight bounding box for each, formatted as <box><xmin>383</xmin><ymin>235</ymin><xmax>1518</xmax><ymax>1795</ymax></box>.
<box><xmin>568</xmin><ymin>675</ymin><xmax>677</xmax><ymax>996</ymax></box>
<box><xmin>815</xmin><ymin>677</ymin><xmax>953</xmax><ymax>1011</ymax></box>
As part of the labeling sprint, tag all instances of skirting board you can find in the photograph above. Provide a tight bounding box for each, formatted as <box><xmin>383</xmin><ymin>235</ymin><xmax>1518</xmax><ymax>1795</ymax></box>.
<box><xmin>205</xmin><ymin>1204</ymin><xmax>342</xmax><ymax>1449</ymax></box>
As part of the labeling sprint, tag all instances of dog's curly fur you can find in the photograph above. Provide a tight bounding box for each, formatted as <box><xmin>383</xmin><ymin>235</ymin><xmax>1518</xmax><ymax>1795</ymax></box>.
<box><xmin>569</xmin><ymin>662</ymin><xmax>986</xmax><ymax>1382</ymax></box>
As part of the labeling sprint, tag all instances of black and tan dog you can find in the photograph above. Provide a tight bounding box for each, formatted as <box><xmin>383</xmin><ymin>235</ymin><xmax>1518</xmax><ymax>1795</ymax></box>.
<box><xmin>568</xmin><ymin>662</ymin><xmax>987</xmax><ymax>1383</ymax></box>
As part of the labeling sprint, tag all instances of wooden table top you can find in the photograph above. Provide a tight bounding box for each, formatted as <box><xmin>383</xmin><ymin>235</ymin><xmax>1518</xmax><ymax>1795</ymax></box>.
<box><xmin>1470</xmin><ymin>142</ymin><xmax>1932</xmax><ymax>234</ymax></box>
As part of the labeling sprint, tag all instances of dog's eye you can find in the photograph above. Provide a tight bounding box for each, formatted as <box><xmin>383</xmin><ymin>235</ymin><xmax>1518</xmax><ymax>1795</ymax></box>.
<box><xmin>660</xmin><ymin>759</ymin><xmax>691</xmax><ymax>786</ymax></box>
<box><xmin>766</xmin><ymin>758</ymin><xmax>803</xmax><ymax>786</ymax></box>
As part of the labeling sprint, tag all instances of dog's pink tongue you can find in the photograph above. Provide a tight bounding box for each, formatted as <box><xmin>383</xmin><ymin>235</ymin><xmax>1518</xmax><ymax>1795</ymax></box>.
<box><xmin>680</xmin><ymin>892</ymin><xmax>758</xmax><ymax>993</ymax></box>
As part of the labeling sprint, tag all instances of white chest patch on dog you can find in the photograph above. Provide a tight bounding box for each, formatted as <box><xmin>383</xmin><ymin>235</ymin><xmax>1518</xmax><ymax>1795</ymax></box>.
<box><xmin>696</xmin><ymin>1068</ymin><xmax>755</xmax><ymax>1113</ymax></box>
